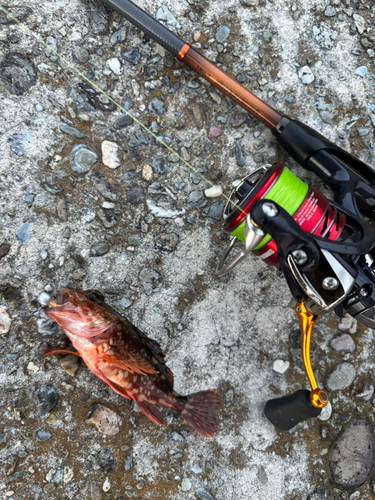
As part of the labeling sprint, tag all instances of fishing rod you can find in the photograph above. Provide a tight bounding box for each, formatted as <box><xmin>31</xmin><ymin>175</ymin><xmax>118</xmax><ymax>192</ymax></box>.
<box><xmin>98</xmin><ymin>0</ymin><xmax>375</xmax><ymax>430</ymax></box>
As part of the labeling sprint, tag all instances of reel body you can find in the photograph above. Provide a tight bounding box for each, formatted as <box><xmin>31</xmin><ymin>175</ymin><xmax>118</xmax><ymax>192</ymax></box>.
<box><xmin>217</xmin><ymin>159</ymin><xmax>375</xmax><ymax>430</ymax></box>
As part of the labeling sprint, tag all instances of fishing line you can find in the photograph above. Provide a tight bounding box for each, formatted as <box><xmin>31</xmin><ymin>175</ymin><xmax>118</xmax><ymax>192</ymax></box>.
<box><xmin>230</xmin><ymin>167</ymin><xmax>309</xmax><ymax>249</ymax></box>
<box><xmin>0</xmin><ymin>6</ymin><xmax>247</xmax><ymax>216</ymax></box>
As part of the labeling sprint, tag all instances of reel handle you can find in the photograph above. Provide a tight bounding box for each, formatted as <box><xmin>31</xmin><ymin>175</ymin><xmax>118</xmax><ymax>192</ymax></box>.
<box><xmin>264</xmin><ymin>389</ymin><xmax>321</xmax><ymax>431</ymax></box>
<box><xmin>265</xmin><ymin>301</ymin><xmax>328</xmax><ymax>431</ymax></box>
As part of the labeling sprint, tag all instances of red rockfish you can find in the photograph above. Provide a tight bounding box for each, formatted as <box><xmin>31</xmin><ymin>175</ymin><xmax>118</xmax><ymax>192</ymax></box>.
<box><xmin>44</xmin><ymin>287</ymin><xmax>221</xmax><ymax>437</ymax></box>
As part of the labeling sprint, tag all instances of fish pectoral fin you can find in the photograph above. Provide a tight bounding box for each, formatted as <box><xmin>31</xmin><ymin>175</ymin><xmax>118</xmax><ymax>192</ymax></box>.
<box><xmin>136</xmin><ymin>400</ymin><xmax>164</xmax><ymax>426</ymax></box>
<box><xmin>100</xmin><ymin>353</ymin><xmax>158</xmax><ymax>376</ymax></box>
<box><xmin>95</xmin><ymin>368</ymin><xmax>132</xmax><ymax>400</ymax></box>
<box><xmin>41</xmin><ymin>348</ymin><xmax>80</xmax><ymax>358</ymax></box>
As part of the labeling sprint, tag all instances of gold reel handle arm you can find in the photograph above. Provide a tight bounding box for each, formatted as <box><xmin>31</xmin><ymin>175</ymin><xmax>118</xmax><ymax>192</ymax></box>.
<box><xmin>295</xmin><ymin>301</ymin><xmax>329</xmax><ymax>409</ymax></box>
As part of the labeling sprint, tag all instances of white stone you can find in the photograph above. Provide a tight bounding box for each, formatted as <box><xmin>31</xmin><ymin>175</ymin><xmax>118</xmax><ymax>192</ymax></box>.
<box><xmin>40</xmin><ymin>250</ymin><xmax>48</xmax><ymax>259</ymax></box>
<box><xmin>353</xmin><ymin>14</ymin><xmax>366</xmax><ymax>35</ymax></box>
<box><xmin>298</xmin><ymin>66</ymin><xmax>314</xmax><ymax>85</ymax></box>
<box><xmin>204</xmin><ymin>185</ymin><xmax>223</xmax><ymax>198</ymax></box>
<box><xmin>142</xmin><ymin>165</ymin><xmax>153</xmax><ymax>181</ymax></box>
<box><xmin>37</xmin><ymin>292</ymin><xmax>51</xmax><ymax>306</ymax></box>
<box><xmin>101</xmin><ymin>141</ymin><xmax>120</xmax><ymax>169</ymax></box>
<box><xmin>27</xmin><ymin>362</ymin><xmax>39</xmax><ymax>372</ymax></box>
<box><xmin>272</xmin><ymin>360</ymin><xmax>290</xmax><ymax>374</ymax></box>
<box><xmin>355</xmin><ymin>66</ymin><xmax>368</xmax><ymax>78</ymax></box>
<box><xmin>318</xmin><ymin>401</ymin><xmax>332</xmax><ymax>421</ymax></box>
<box><xmin>338</xmin><ymin>315</ymin><xmax>357</xmax><ymax>332</ymax></box>
<box><xmin>181</xmin><ymin>478</ymin><xmax>192</xmax><ymax>492</ymax></box>
<box><xmin>103</xmin><ymin>477</ymin><xmax>111</xmax><ymax>492</ymax></box>
<box><xmin>102</xmin><ymin>202</ymin><xmax>115</xmax><ymax>209</ymax></box>
<box><xmin>63</xmin><ymin>466</ymin><xmax>74</xmax><ymax>483</ymax></box>
<box><xmin>106</xmin><ymin>57</ymin><xmax>121</xmax><ymax>75</ymax></box>
<box><xmin>0</xmin><ymin>307</ymin><xmax>11</xmax><ymax>334</ymax></box>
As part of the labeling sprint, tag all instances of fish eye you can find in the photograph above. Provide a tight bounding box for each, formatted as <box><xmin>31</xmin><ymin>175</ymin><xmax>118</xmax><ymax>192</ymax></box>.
<box><xmin>85</xmin><ymin>290</ymin><xmax>104</xmax><ymax>304</ymax></box>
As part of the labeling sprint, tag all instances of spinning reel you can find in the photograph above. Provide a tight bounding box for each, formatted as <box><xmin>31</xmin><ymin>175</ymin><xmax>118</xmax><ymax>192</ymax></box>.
<box><xmin>217</xmin><ymin>154</ymin><xmax>375</xmax><ymax>431</ymax></box>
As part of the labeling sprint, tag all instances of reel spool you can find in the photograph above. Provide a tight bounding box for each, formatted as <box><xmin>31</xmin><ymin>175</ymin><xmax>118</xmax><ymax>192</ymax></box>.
<box><xmin>217</xmin><ymin>162</ymin><xmax>375</xmax><ymax>430</ymax></box>
<box><xmin>219</xmin><ymin>162</ymin><xmax>345</xmax><ymax>270</ymax></box>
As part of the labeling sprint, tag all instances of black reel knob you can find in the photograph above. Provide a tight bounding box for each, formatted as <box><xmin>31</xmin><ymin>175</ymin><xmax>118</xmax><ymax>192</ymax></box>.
<box><xmin>264</xmin><ymin>389</ymin><xmax>322</xmax><ymax>431</ymax></box>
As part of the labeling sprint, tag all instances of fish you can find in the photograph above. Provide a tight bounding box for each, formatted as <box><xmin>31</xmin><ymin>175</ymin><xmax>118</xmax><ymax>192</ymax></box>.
<box><xmin>43</xmin><ymin>287</ymin><xmax>221</xmax><ymax>437</ymax></box>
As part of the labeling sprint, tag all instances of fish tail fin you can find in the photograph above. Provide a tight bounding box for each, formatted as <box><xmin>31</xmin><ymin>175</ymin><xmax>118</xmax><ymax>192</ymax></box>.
<box><xmin>179</xmin><ymin>389</ymin><xmax>221</xmax><ymax>438</ymax></box>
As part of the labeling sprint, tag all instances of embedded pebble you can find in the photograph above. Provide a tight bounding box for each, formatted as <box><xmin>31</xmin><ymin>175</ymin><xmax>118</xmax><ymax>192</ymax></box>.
<box><xmin>35</xmin><ymin>384</ymin><xmax>59</xmax><ymax>415</ymax></box>
<box><xmin>148</xmin><ymin>97</ymin><xmax>167</xmax><ymax>115</ymax></box>
<box><xmin>215</xmin><ymin>25</ymin><xmax>231</xmax><ymax>43</ymax></box>
<box><xmin>196</xmin><ymin>488</ymin><xmax>215</xmax><ymax>500</ymax></box>
<box><xmin>318</xmin><ymin>401</ymin><xmax>332</xmax><ymax>421</ymax></box>
<box><xmin>101</xmin><ymin>141</ymin><xmax>120</xmax><ymax>169</ymax></box>
<box><xmin>123</xmin><ymin>47</ymin><xmax>140</xmax><ymax>65</ymax></box>
<box><xmin>155</xmin><ymin>233</ymin><xmax>179</xmax><ymax>252</ymax></box>
<box><xmin>324</xmin><ymin>5</ymin><xmax>336</xmax><ymax>16</ymax></box>
<box><xmin>36</xmin><ymin>429</ymin><xmax>51</xmax><ymax>441</ymax></box>
<box><xmin>16</xmin><ymin>221</ymin><xmax>31</xmax><ymax>243</ymax></box>
<box><xmin>187</xmin><ymin>191</ymin><xmax>207</xmax><ymax>208</ymax></box>
<box><xmin>155</xmin><ymin>5</ymin><xmax>181</xmax><ymax>29</ymax></box>
<box><xmin>98</xmin><ymin>447</ymin><xmax>116</xmax><ymax>472</ymax></box>
<box><xmin>329</xmin><ymin>419</ymin><xmax>375</xmax><ymax>490</ymax></box>
<box><xmin>60</xmin><ymin>125</ymin><xmax>87</xmax><ymax>138</ymax></box>
<box><xmin>110</xmin><ymin>26</ymin><xmax>127</xmax><ymax>45</ymax></box>
<box><xmin>326</xmin><ymin>363</ymin><xmax>356</xmax><ymax>391</ymax></box>
<box><xmin>90</xmin><ymin>483</ymin><xmax>103</xmax><ymax>500</ymax></box>
<box><xmin>102</xmin><ymin>477</ymin><xmax>111</xmax><ymax>492</ymax></box>
<box><xmin>355</xmin><ymin>66</ymin><xmax>367</xmax><ymax>77</ymax></box>
<box><xmin>127</xmin><ymin>187</ymin><xmax>145</xmax><ymax>204</ymax></box>
<box><xmin>85</xmin><ymin>403</ymin><xmax>123</xmax><ymax>435</ymax></box>
<box><xmin>338</xmin><ymin>315</ymin><xmax>357</xmax><ymax>333</ymax></box>
<box><xmin>70</xmin><ymin>144</ymin><xmax>97</xmax><ymax>174</ymax></box>
<box><xmin>298</xmin><ymin>66</ymin><xmax>314</xmax><ymax>84</ymax></box>
<box><xmin>235</xmin><ymin>140</ymin><xmax>246</xmax><ymax>166</ymax></box>
<box><xmin>330</xmin><ymin>334</ymin><xmax>355</xmax><ymax>352</ymax></box>
<box><xmin>106</xmin><ymin>57</ymin><xmax>121</xmax><ymax>74</ymax></box>
<box><xmin>0</xmin><ymin>52</ymin><xmax>37</xmax><ymax>95</ymax></box>
<box><xmin>181</xmin><ymin>478</ymin><xmax>192</xmax><ymax>492</ymax></box>
<box><xmin>0</xmin><ymin>243</ymin><xmax>11</xmax><ymax>259</ymax></box>
<box><xmin>8</xmin><ymin>133</ymin><xmax>34</xmax><ymax>156</ymax></box>
<box><xmin>204</xmin><ymin>186</ymin><xmax>223</xmax><ymax>198</ymax></box>
<box><xmin>120</xmin><ymin>297</ymin><xmax>132</xmax><ymax>308</ymax></box>
<box><xmin>0</xmin><ymin>307</ymin><xmax>11</xmax><ymax>335</ymax></box>
<box><xmin>208</xmin><ymin>126</ymin><xmax>222</xmax><ymax>138</ymax></box>
<box><xmin>353</xmin><ymin>14</ymin><xmax>366</xmax><ymax>35</ymax></box>
<box><xmin>272</xmin><ymin>360</ymin><xmax>290</xmax><ymax>374</ymax></box>
<box><xmin>73</xmin><ymin>46</ymin><xmax>90</xmax><ymax>63</ymax></box>
<box><xmin>37</xmin><ymin>291</ymin><xmax>50</xmax><ymax>305</ymax></box>
<box><xmin>113</xmin><ymin>114</ymin><xmax>133</xmax><ymax>129</ymax></box>
<box><xmin>191</xmin><ymin>463</ymin><xmax>203</xmax><ymax>474</ymax></box>
<box><xmin>90</xmin><ymin>172</ymin><xmax>119</xmax><ymax>201</ymax></box>
<box><xmin>142</xmin><ymin>165</ymin><xmax>153</xmax><ymax>180</ymax></box>
<box><xmin>102</xmin><ymin>201</ymin><xmax>115</xmax><ymax>209</ymax></box>
<box><xmin>152</xmin><ymin>156</ymin><xmax>169</xmax><ymax>175</ymax></box>
<box><xmin>202</xmin><ymin>202</ymin><xmax>224</xmax><ymax>220</ymax></box>
<box><xmin>90</xmin><ymin>241</ymin><xmax>109</xmax><ymax>257</ymax></box>
<box><xmin>59</xmin><ymin>354</ymin><xmax>80</xmax><ymax>376</ymax></box>
<box><xmin>124</xmin><ymin>455</ymin><xmax>133</xmax><ymax>471</ymax></box>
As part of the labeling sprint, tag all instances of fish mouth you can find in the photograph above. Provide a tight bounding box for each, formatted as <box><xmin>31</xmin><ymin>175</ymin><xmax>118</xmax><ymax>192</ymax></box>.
<box><xmin>46</xmin><ymin>287</ymin><xmax>72</xmax><ymax>312</ymax></box>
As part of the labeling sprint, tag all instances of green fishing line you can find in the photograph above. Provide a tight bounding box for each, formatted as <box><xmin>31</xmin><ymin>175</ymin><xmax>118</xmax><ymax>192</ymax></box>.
<box><xmin>230</xmin><ymin>166</ymin><xmax>309</xmax><ymax>250</ymax></box>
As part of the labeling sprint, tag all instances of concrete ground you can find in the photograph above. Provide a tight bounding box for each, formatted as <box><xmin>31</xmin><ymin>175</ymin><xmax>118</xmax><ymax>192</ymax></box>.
<box><xmin>1</xmin><ymin>0</ymin><xmax>375</xmax><ymax>499</ymax></box>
